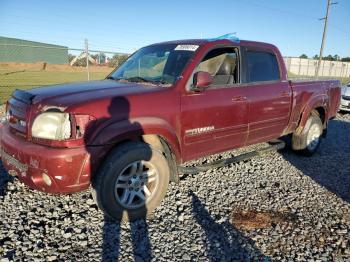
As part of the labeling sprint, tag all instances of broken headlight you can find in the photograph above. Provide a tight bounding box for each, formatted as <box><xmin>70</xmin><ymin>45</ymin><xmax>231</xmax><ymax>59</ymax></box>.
<box><xmin>31</xmin><ymin>112</ymin><xmax>71</xmax><ymax>140</ymax></box>
<box><xmin>0</xmin><ymin>103</ymin><xmax>9</xmax><ymax>124</ymax></box>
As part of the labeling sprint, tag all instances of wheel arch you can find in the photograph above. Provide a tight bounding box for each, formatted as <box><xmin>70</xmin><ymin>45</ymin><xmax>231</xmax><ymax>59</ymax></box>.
<box><xmin>297</xmin><ymin>96</ymin><xmax>328</xmax><ymax>132</ymax></box>
<box><xmin>90</xmin><ymin>117</ymin><xmax>182</xmax><ymax>163</ymax></box>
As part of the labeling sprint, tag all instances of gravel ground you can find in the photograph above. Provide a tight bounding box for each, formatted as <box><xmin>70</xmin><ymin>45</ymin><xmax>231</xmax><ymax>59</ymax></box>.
<box><xmin>0</xmin><ymin>104</ymin><xmax>349</xmax><ymax>261</ymax></box>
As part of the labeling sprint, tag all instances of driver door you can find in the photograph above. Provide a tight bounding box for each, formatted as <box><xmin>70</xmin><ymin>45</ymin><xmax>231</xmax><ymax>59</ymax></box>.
<box><xmin>180</xmin><ymin>47</ymin><xmax>249</xmax><ymax>161</ymax></box>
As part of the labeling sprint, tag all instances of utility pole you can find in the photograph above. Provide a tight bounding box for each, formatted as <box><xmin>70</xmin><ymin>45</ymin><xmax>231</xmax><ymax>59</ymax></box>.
<box><xmin>85</xmin><ymin>38</ymin><xmax>90</xmax><ymax>81</ymax></box>
<box><xmin>315</xmin><ymin>0</ymin><xmax>337</xmax><ymax>77</ymax></box>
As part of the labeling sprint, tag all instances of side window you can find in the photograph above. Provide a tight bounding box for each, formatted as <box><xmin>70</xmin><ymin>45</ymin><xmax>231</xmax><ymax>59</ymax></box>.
<box><xmin>195</xmin><ymin>48</ymin><xmax>238</xmax><ymax>86</ymax></box>
<box><xmin>246</xmin><ymin>51</ymin><xmax>279</xmax><ymax>82</ymax></box>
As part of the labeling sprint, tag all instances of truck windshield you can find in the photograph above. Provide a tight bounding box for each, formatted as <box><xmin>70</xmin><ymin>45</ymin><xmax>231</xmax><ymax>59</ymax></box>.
<box><xmin>108</xmin><ymin>44</ymin><xmax>197</xmax><ymax>85</ymax></box>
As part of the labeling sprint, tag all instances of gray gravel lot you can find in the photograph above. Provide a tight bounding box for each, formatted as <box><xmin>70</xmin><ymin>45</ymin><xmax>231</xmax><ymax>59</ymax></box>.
<box><xmin>0</xmin><ymin>105</ymin><xmax>349</xmax><ymax>261</ymax></box>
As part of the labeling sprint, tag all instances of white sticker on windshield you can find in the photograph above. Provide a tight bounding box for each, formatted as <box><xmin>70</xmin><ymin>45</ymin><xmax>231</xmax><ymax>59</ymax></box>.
<box><xmin>174</xmin><ymin>45</ymin><xmax>199</xmax><ymax>51</ymax></box>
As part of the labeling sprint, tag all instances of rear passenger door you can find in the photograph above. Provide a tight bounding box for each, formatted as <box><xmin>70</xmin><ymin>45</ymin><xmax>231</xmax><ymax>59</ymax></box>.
<box><xmin>242</xmin><ymin>47</ymin><xmax>292</xmax><ymax>145</ymax></box>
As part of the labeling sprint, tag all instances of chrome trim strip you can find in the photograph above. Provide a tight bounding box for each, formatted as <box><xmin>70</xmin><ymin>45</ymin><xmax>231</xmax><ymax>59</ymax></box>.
<box><xmin>0</xmin><ymin>148</ymin><xmax>28</xmax><ymax>173</ymax></box>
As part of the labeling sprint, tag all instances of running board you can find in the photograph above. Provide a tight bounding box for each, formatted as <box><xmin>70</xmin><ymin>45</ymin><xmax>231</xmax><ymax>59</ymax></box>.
<box><xmin>178</xmin><ymin>140</ymin><xmax>285</xmax><ymax>175</ymax></box>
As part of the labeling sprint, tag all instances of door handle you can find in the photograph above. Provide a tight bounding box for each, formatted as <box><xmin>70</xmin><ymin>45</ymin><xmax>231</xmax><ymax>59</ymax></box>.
<box><xmin>231</xmin><ymin>96</ymin><xmax>247</xmax><ymax>101</ymax></box>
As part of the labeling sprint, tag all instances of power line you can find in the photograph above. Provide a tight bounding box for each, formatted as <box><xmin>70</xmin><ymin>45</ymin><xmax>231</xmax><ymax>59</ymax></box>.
<box><xmin>329</xmin><ymin>23</ymin><xmax>350</xmax><ymax>37</ymax></box>
<box><xmin>241</xmin><ymin>0</ymin><xmax>319</xmax><ymax>21</ymax></box>
<box><xmin>241</xmin><ymin>0</ymin><xmax>349</xmax><ymax>38</ymax></box>
<box><xmin>0</xmin><ymin>16</ymin><xmax>160</xmax><ymax>40</ymax></box>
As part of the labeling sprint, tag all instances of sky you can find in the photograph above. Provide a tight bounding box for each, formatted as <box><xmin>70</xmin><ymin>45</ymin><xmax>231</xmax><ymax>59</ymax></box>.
<box><xmin>0</xmin><ymin>0</ymin><xmax>349</xmax><ymax>58</ymax></box>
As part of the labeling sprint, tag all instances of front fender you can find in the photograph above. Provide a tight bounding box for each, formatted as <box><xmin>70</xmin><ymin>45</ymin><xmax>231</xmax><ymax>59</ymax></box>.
<box><xmin>89</xmin><ymin>117</ymin><xmax>182</xmax><ymax>162</ymax></box>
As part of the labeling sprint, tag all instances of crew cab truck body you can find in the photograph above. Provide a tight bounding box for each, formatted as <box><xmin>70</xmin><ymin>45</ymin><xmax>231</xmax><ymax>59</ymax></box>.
<box><xmin>0</xmin><ymin>37</ymin><xmax>341</xmax><ymax>220</ymax></box>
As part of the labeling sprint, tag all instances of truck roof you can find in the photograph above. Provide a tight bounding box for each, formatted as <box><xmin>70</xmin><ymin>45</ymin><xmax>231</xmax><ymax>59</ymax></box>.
<box><xmin>148</xmin><ymin>39</ymin><xmax>278</xmax><ymax>50</ymax></box>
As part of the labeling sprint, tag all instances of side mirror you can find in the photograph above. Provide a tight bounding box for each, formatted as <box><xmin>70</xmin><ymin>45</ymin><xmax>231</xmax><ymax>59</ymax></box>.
<box><xmin>193</xmin><ymin>71</ymin><xmax>213</xmax><ymax>91</ymax></box>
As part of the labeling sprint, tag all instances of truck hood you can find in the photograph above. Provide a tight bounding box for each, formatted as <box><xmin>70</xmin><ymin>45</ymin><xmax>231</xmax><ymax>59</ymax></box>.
<box><xmin>27</xmin><ymin>80</ymin><xmax>164</xmax><ymax>106</ymax></box>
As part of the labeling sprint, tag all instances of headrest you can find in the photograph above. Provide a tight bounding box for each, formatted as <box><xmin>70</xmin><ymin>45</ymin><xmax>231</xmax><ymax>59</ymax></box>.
<box><xmin>216</xmin><ymin>56</ymin><xmax>234</xmax><ymax>75</ymax></box>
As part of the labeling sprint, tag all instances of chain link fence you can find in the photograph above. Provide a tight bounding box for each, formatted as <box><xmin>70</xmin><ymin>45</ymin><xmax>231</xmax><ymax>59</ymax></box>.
<box><xmin>0</xmin><ymin>39</ymin><xmax>130</xmax><ymax>103</ymax></box>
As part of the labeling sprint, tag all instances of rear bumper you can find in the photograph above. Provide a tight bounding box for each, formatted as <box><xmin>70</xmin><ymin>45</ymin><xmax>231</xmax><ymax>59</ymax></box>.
<box><xmin>0</xmin><ymin>124</ymin><xmax>92</xmax><ymax>194</ymax></box>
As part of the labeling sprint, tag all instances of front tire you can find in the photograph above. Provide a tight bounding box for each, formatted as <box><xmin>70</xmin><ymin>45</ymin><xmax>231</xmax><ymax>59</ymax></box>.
<box><xmin>292</xmin><ymin>113</ymin><xmax>323</xmax><ymax>156</ymax></box>
<box><xmin>92</xmin><ymin>141</ymin><xmax>170</xmax><ymax>221</ymax></box>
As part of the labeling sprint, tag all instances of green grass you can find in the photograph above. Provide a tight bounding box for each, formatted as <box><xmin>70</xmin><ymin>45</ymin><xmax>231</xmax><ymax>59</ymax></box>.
<box><xmin>0</xmin><ymin>70</ymin><xmax>108</xmax><ymax>104</ymax></box>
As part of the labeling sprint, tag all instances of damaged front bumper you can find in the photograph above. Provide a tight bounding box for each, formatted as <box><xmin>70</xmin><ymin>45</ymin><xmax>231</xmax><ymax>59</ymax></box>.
<box><xmin>0</xmin><ymin>124</ymin><xmax>92</xmax><ymax>194</ymax></box>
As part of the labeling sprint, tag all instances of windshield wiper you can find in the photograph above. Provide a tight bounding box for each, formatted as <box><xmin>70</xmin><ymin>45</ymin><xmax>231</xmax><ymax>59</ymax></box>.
<box><xmin>151</xmin><ymin>79</ymin><xmax>170</xmax><ymax>85</ymax></box>
<box><xmin>107</xmin><ymin>76</ymin><xmax>170</xmax><ymax>86</ymax></box>
<box><xmin>106</xmin><ymin>76</ymin><xmax>124</xmax><ymax>81</ymax></box>
<box><xmin>128</xmin><ymin>77</ymin><xmax>171</xmax><ymax>85</ymax></box>
<box><xmin>125</xmin><ymin>76</ymin><xmax>152</xmax><ymax>83</ymax></box>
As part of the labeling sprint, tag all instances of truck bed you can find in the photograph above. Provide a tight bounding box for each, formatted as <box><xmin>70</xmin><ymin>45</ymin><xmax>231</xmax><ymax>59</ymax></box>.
<box><xmin>286</xmin><ymin>79</ymin><xmax>341</xmax><ymax>133</ymax></box>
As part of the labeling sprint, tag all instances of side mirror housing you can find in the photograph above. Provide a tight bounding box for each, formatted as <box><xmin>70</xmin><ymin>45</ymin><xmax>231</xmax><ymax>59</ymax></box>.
<box><xmin>193</xmin><ymin>71</ymin><xmax>213</xmax><ymax>91</ymax></box>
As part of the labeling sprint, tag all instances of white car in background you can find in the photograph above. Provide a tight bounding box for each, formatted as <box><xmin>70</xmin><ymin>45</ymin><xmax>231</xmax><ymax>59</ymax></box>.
<box><xmin>340</xmin><ymin>82</ymin><xmax>350</xmax><ymax>112</ymax></box>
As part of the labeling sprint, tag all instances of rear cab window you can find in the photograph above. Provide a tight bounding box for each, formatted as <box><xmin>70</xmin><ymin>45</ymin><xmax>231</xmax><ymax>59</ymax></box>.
<box><xmin>243</xmin><ymin>49</ymin><xmax>280</xmax><ymax>83</ymax></box>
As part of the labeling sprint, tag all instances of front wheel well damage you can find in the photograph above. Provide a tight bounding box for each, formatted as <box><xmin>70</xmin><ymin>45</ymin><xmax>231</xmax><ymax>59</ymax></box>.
<box><xmin>97</xmin><ymin>135</ymin><xmax>179</xmax><ymax>182</ymax></box>
<box><xmin>141</xmin><ymin>134</ymin><xmax>179</xmax><ymax>183</ymax></box>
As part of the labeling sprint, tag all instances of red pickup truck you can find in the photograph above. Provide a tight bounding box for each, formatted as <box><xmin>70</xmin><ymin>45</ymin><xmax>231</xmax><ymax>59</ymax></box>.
<box><xmin>0</xmin><ymin>37</ymin><xmax>341</xmax><ymax>221</ymax></box>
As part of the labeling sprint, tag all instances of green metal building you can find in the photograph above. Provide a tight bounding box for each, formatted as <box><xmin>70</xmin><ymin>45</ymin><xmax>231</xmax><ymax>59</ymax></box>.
<box><xmin>0</xmin><ymin>36</ymin><xmax>68</xmax><ymax>64</ymax></box>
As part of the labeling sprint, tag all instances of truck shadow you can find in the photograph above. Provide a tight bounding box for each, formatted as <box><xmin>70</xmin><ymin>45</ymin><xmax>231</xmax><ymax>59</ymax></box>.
<box><xmin>0</xmin><ymin>162</ymin><xmax>14</xmax><ymax>197</ymax></box>
<box><xmin>83</xmin><ymin>96</ymin><xmax>152</xmax><ymax>261</ymax></box>
<box><xmin>101</xmin><ymin>217</ymin><xmax>151</xmax><ymax>261</ymax></box>
<box><xmin>280</xmin><ymin>118</ymin><xmax>350</xmax><ymax>203</ymax></box>
<box><xmin>189</xmin><ymin>190</ymin><xmax>268</xmax><ymax>261</ymax></box>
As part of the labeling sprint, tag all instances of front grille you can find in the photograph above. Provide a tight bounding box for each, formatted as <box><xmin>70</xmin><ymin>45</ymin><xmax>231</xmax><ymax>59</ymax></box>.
<box><xmin>8</xmin><ymin>89</ymin><xmax>33</xmax><ymax>138</ymax></box>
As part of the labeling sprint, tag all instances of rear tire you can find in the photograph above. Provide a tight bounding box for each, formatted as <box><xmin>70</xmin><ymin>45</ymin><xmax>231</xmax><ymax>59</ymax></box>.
<box><xmin>292</xmin><ymin>113</ymin><xmax>323</xmax><ymax>156</ymax></box>
<box><xmin>92</xmin><ymin>141</ymin><xmax>170</xmax><ymax>221</ymax></box>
